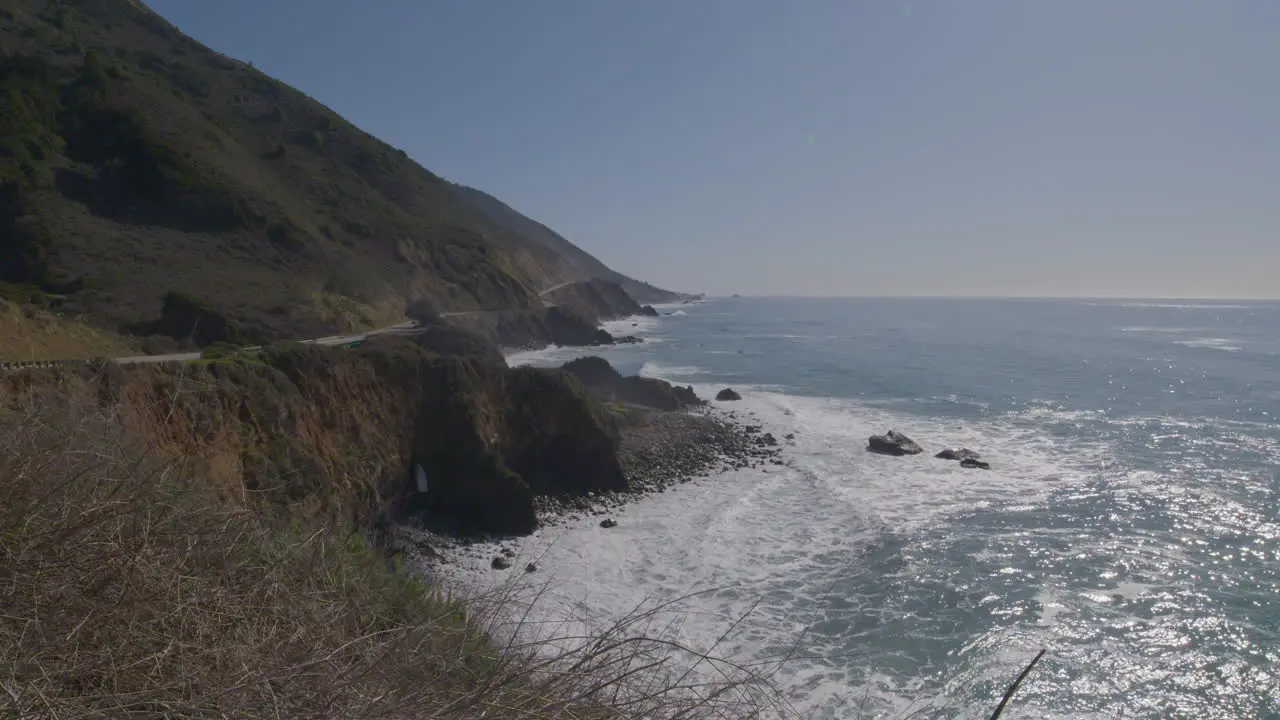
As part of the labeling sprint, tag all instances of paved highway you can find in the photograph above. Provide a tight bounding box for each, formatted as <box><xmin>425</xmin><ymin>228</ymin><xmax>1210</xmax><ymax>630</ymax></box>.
<box><xmin>11</xmin><ymin>280</ymin><xmax>579</xmax><ymax>368</ymax></box>
<box><xmin>114</xmin><ymin>320</ymin><xmax>423</xmax><ymax>365</ymax></box>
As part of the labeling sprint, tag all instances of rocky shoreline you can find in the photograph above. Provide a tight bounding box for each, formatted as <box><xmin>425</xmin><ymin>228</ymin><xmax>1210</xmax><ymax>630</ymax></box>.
<box><xmin>391</xmin><ymin>403</ymin><xmax>786</xmax><ymax>567</ymax></box>
<box><xmin>535</xmin><ymin>405</ymin><xmax>786</xmax><ymax>523</ymax></box>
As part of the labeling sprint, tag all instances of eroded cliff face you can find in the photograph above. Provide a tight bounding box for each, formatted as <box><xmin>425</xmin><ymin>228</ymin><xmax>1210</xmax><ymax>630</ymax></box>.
<box><xmin>2</xmin><ymin>344</ymin><xmax>626</xmax><ymax>535</ymax></box>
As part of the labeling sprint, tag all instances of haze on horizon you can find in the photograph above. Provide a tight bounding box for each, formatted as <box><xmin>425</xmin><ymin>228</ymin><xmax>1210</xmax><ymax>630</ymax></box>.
<box><xmin>149</xmin><ymin>0</ymin><xmax>1280</xmax><ymax>299</ymax></box>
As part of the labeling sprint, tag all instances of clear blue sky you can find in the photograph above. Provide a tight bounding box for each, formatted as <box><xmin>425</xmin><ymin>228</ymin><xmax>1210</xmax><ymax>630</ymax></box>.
<box><xmin>148</xmin><ymin>0</ymin><xmax>1279</xmax><ymax>298</ymax></box>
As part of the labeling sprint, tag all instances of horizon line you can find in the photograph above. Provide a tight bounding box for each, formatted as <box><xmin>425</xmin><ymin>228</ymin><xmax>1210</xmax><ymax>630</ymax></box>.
<box><xmin>698</xmin><ymin>293</ymin><xmax>1280</xmax><ymax>302</ymax></box>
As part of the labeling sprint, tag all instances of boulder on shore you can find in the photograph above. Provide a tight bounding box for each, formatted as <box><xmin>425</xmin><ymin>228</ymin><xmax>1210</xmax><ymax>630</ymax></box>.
<box><xmin>867</xmin><ymin>430</ymin><xmax>923</xmax><ymax>456</ymax></box>
<box><xmin>960</xmin><ymin>458</ymin><xmax>991</xmax><ymax>470</ymax></box>
<box><xmin>600</xmin><ymin>518</ymin><xmax>617</xmax><ymax>529</ymax></box>
<box><xmin>716</xmin><ymin>388</ymin><xmax>742</xmax><ymax>401</ymax></box>
<box><xmin>935</xmin><ymin>448</ymin><xmax>981</xmax><ymax>461</ymax></box>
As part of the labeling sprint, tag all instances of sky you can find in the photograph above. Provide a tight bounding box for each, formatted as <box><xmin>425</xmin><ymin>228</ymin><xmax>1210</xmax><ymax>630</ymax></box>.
<box><xmin>147</xmin><ymin>0</ymin><xmax>1280</xmax><ymax>298</ymax></box>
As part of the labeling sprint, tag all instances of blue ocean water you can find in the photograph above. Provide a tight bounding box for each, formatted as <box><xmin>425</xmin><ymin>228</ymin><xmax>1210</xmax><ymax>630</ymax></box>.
<box><xmin>496</xmin><ymin>297</ymin><xmax>1280</xmax><ymax>718</ymax></box>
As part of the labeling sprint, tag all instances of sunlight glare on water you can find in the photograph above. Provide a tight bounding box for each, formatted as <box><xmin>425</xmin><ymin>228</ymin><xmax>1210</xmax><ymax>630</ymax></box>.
<box><xmin>463</xmin><ymin>297</ymin><xmax>1280</xmax><ymax>718</ymax></box>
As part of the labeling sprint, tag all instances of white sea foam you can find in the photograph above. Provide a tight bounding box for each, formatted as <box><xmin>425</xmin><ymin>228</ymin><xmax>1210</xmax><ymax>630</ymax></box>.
<box><xmin>504</xmin><ymin>345</ymin><xmax>564</xmax><ymax>367</ymax></box>
<box><xmin>637</xmin><ymin>361</ymin><xmax>701</xmax><ymax>378</ymax></box>
<box><xmin>438</xmin><ymin>385</ymin><xmax>1106</xmax><ymax>716</ymax></box>
<box><xmin>601</xmin><ymin>314</ymin><xmax>660</xmax><ymax>336</ymax></box>
<box><xmin>1084</xmin><ymin>302</ymin><xmax>1258</xmax><ymax>310</ymax></box>
<box><xmin>1172</xmin><ymin>337</ymin><xmax>1243</xmax><ymax>352</ymax></box>
<box><xmin>1116</xmin><ymin>326</ymin><xmax>1208</xmax><ymax>334</ymax></box>
<box><xmin>504</xmin><ymin>312</ymin><xmax>665</xmax><ymax>367</ymax></box>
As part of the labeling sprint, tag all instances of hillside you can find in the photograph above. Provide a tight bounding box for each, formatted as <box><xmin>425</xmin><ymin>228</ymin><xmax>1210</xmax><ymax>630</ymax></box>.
<box><xmin>0</xmin><ymin>0</ymin><xmax>681</xmax><ymax>347</ymax></box>
<box><xmin>452</xmin><ymin>185</ymin><xmax>682</xmax><ymax>304</ymax></box>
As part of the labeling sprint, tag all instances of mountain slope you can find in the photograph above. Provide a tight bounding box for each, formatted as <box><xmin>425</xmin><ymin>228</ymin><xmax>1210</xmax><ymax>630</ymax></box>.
<box><xmin>451</xmin><ymin>185</ymin><xmax>682</xmax><ymax>304</ymax></box>
<box><xmin>0</xmin><ymin>0</ymin><xmax>681</xmax><ymax>345</ymax></box>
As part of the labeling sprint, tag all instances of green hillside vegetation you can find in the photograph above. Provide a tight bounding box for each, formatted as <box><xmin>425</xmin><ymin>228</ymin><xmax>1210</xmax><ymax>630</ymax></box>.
<box><xmin>0</xmin><ymin>0</ymin><xmax>678</xmax><ymax>349</ymax></box>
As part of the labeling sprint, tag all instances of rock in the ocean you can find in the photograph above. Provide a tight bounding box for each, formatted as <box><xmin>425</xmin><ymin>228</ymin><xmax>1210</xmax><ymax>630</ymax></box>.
<box><xmin>867</xmin><ymin>430</ymin><xmax>924</xmax><ymax>456</ymax></box>
<box><xmin>960</xmin><ymin>458</ymin><xmax>991</xmax><ymax>470</ymax></box>
<box><xmin>639</xmin><ymin>305</ymin><xmax>660</xmax><ymax>317</ymax></box>
<box><xmin>716</xmin><ymin>388</ymin><xmax>742</xmax><ymax>401</ymax></box>
<box><xmin>600</xmin><ymin>518</ymin><xmax>618</xmax><ymax>529</ymax></box>
<box><xmin>615</xmin><ymin>335</ymin><xmax>643</xmax><ymax>345</ymax></box>
<box><xmin>491</xmin><ymin>556</ymin><xmax>512</xmax><ymax>570</ymax></box>
<box><xmin>935</xmin><ymin>448</ymin><xmax>981</xmax><ymax>461</ymax></box>
<box><xmin>784</xmin><ymin>433</ymin><xmax>796</xmax><ymax>440</ymax></box>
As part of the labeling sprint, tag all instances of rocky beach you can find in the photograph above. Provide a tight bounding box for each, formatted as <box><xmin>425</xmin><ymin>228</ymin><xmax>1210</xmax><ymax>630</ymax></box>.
<box><xmin>393</xmin><ymin>392</ymin><xmax>789</xmax><ymax>571</ymax></box>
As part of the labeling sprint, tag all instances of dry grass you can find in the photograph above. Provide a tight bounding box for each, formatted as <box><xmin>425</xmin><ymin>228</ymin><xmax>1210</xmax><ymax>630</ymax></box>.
<box><xmin>0</xmin><ymin>300</ymin><xmax>135</xmax><ymax>362</ymax></box>
<box><xmin>0</xmin><ymin>388</ymin><xmax>794</xmax><ymax>718</ymax></box>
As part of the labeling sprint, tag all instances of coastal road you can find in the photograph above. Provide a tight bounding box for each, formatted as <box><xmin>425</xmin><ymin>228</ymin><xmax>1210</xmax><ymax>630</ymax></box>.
<box><xmin>7</xmin><ymin>283</ymin><xmax>580</xmax><ymax>369</ymax></box>
<box><xmin>111</xmin><ymin>306</ymin><xmax>521</xmax><ymax>365</ymax></box>
<box><xmin>538</xmin><ymin>280</ymin><xmax>575</xmax><ymax>296</ymax></box>
<box><xmin>113</xmin><ymin>319</ymin><xmax>423</xmax><ymax>365</ymax></box>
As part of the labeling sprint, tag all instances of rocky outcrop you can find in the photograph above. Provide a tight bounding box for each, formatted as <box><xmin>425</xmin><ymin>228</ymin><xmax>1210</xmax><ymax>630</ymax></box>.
<box><xmin>407</xmin><ymin>358</ymin><xmax>626</xmax><ymax>533</ymax></box>
<box><xmin>639</xmin><ymin>305</ymin><xmax>660</xmax><ymax>317</ymax></box>
<box><xmin>561</xmin><ymin>356</ymin><xmax>704</xmax><ymax>411</ymax></box>
<box><xmin>715</xmin><ymin>388</ymin><xmax>742</xmax><ymax>401</ymax></box>
<box><xmin>936</xmin><ymin>448</ymin><xmax>981</xmax><ymax>461</ymax></box>
<box><xmin>867</xmin><ymin>430</ymin><xmax>923</xmax><ymax>456</ymax></box>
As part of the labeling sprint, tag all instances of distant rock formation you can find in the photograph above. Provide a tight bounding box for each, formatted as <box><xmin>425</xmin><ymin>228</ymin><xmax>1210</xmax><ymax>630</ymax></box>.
<box><xmin>867</xmin><ymin>430</ymin><xmax>923</xmax><ymax>456</ymax></box>
<box><xmin>935</xmin><ymin>448</ymin><xmax>981</xmax><ymax>461</ymax></box>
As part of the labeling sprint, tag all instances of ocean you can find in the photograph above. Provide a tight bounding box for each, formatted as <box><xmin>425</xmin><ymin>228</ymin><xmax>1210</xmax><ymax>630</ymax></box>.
<box><xmin>461</xmin><ymin>297</ymin><xmax>1280</xmax><ymax>718</ymax></box>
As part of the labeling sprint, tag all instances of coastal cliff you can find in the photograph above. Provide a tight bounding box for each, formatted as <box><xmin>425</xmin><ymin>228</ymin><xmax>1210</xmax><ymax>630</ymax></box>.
<box><xmin>15</xmin><ymin>344</ymin><xmax>626</xmax><ymax>535</ymax></box>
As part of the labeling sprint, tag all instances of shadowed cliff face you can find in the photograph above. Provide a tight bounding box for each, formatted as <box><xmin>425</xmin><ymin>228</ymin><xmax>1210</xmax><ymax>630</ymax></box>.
<box><xmin>403</xmin><ymin>357</ymin><xmax>625</xmax><ymax>534</ymax></box>
<box><xmin>3</xmin><ymin>344</ymin><xmax>626</xmax><ymax>535</ymax></box>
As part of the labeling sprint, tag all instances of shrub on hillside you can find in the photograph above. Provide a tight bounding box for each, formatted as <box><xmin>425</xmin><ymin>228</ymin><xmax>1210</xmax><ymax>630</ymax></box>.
<box><xmin>132</xmin><ymin>291</ymin><xmax>248</xmax><ymax>347</ymax></box>
<box><xmin>405</xmin><ymin>298</ymin><xmax>441</xmax><ymax>325</ymax></box>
